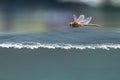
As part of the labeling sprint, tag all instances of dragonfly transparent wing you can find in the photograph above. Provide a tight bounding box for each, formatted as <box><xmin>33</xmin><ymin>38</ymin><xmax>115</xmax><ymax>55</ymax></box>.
<box><xmin>73</xmin><ymin>14</ymin><xmax>77</xmax><ymax>21</ymax></box>
<box><xmin>82</xmin><ymin>17</ymin><xmax>92</xmax><ymax>24</ymax></box>
<box><xmin>77</xmin><ymin>14</ymin><xmax>85</xmax><ymax>22</ymax></box>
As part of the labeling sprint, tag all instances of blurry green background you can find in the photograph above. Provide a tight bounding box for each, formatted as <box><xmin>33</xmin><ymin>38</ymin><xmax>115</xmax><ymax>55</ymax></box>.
<box><xmin>0</xmin><ymin>1</ymin><xmax>120</xmax><ymax>80</ymax></box>
<box><xmin>0</xmin><ymin>0</ymin><xmax>120</xmax><ymax>33</ymax></box>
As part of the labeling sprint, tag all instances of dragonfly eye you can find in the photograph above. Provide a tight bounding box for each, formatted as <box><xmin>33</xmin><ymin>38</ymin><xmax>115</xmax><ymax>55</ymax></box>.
<box><xmin>69</xmin><ymin>23</ymin><xmax>73</xmax><ymax>27</ymax></box>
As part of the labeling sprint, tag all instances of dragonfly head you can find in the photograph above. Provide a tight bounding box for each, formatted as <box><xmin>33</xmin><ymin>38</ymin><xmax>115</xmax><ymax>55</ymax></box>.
<box><xmin>69</xmin><ymin>22</ymin><xmax>72</xmax><ymax>27</ymax></box>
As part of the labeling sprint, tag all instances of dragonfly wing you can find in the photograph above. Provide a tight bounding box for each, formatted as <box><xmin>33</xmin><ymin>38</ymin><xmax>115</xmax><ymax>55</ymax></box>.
<box><xmin>77</xmin><ymin>14</ymin><xmax>85</xmax><ymax>22</ymax></box>
<box><xmin>82</xmin><ymin>17</ymin><xmax>92</xmax><ymax>24</ymax></box>
<box><xmin>73</xmin><ymin>14</ymin><xmax>77</xmax><ymax>21</ymax></box>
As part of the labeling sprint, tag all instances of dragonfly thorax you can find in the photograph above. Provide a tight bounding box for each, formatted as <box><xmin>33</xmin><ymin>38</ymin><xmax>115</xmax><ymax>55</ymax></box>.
<box><xmin>71</xmin><ymin>21</ymin><xmax>83</xmax><ymax>27</ymax></box>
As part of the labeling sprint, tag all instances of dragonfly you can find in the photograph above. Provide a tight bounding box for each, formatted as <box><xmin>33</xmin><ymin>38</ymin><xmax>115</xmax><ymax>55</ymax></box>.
<box><xmin>69</xmin><ymin>14</ymin><xmax>100</xmax><ymax>28</ymax></box>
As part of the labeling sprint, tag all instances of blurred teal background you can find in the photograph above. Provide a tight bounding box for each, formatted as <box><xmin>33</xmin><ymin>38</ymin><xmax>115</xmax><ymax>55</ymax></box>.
<box><xmin>0</xmin><ymin>48</ymin><xmax>120</xmax><ymax>80</ymax></box>
<box><xmin>0</xmin><ymin>0</ymin><xmax>120</xmax><ymax>80</ymax></box>
<box><xmin>0</xmin><ymin>0</ymin><xmax>120</xmax><ymax>33</ymax></box>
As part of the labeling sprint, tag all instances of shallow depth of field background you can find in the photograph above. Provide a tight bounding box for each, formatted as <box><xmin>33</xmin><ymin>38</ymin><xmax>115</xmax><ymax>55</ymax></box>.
<box><xmin>0</xmin><ymin>0</ymin><xmax>120</xmax><ymax>80</ymax></box>
<box><xmin>0</xmin><ymin>0</ymin><xmax>120</xmax><ymax>33</ymax></box>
